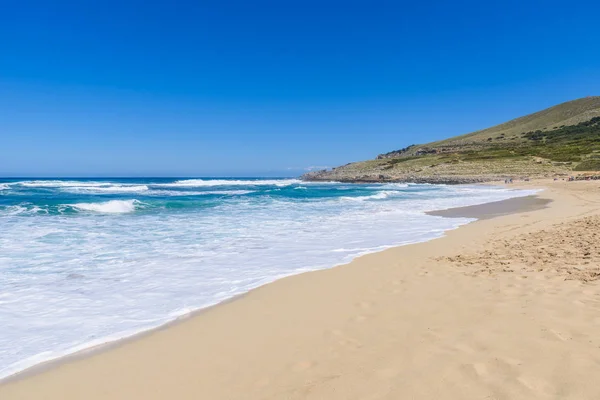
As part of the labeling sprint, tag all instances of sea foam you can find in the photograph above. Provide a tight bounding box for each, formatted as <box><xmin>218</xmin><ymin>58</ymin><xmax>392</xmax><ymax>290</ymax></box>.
<box><xmin>0</xmin><ymin>178</ymin><xmax>539</xmax><ymax>380</ymax></box>
<box><xmin>157</xmin><ymin>178</ymin><xmax>302</xmax><ymax>187</ymax></box>
<box><xmin>69</xmin><ymin>199</ymin><xmax>142</xmax><ymax>213</ymax></box>
<box><xmin>64</xmin><ymin>185</ymin><xmax>150</xmax><ymax>194</ymax></box>
<box><xmin>15</xmin><ymin>180</ymin><xmax>108</xmax><ymax>188</ymax></box>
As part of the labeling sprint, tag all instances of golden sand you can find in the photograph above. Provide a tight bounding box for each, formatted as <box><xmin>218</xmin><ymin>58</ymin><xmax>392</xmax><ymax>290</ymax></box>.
<box><xmin>2</xmin><ymin>179</ymin><xmax>600</xmax><ymax>399</ymax></box>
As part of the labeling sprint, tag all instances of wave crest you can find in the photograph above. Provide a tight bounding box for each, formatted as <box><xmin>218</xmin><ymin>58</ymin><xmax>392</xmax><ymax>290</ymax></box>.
<box><xmin>14</xmin><ymin>180</ymin><xmax>151</xmax><ymax>194</ymax></box>
<box><xmin>16</xmin><ymin>180</ymin><xmax>107</xmax><ymax>188</ymax></box>
<box><xmin>156</xmin><ymin>179</ymin><xmax>301</xmax><ymax>188</ymax></box>
<box><xmin>340</xmin><ymin>190</ymin><xmax>401</xmax><ymax>202</ymax></box>
<box><xmin>69</xmin><ymin>200</ymin><xmax>143</xmax><ymax>214</ymax></box>
<box><xmin>65</xmin><ymin>185</ymin><xmax>150</xmax><ymax>194</ymax></box>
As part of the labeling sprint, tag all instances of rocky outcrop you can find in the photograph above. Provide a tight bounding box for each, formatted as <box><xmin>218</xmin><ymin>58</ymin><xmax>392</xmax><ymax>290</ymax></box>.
<box><xmin>300</xmin><ymin>156</ymin><xmax>570</xmax><ymax>184</ymax></box>
<box><xmin>302</xmin><ymin>173</ymin><xmax>510</xmax><ymax>185</ymax></box>
<box><xmin>300</xmin><ymin>170</ymin><xmax>330</xmax><ymax>181</ymax></box>
<box><xmin>377</xmin><ymin>145</ymin><xmax>416</xmax><ymax>159</ymax></box>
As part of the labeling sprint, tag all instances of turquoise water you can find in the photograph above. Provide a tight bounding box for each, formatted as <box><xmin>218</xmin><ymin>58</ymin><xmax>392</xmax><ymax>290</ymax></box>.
<box><xmin>0</xmin><ymin>178</ymin><xmax>536</xmax><ymax>378</ymax></box>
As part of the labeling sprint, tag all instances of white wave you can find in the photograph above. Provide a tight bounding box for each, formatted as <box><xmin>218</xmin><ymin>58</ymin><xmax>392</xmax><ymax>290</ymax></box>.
<box><xmin>299</xmin><ymin>180</ymin><xmax>343</xmax><ymax>185</ymax></box>
<box><xmin>0</xmin><ymin>204</ymin><xmax>51</xmax><ymax>215</ymax></box>
<box><xmin>378</xmin><ymin>183</ymin><xmax>409</xmax><ymax>189</ymax></box>
<box><xmin>370</xmin><ymin>191</ymin><xmax>395</xmax><ymax>199</ymax></box>
<box><xmin>69</xmin><ymin>200</ymin><xmax>142</xmax><ymax>214</ymax></box>
<box><xmin>64</xmin><ymin>185</ymin><xmax>150</xmax><ymax>194</ymax></box>
<box><xmin>14</xmin><ymin>180</ymin><xmax>151</xmax><ymax>194</ymax></box>
<box><xmin>29</xmin><ymin>206</ymin><xmax>47</xmax><ymax>214</ymax></box>
<box><xmin>143</xmin><ymin>189</ymin><xmax>256</xmax><ymax>196</ymax></box>
<box><xmin>202</xmin><ymin>190</ymin><xmax>255</xmax><ymax>195</ymax></box>
<box><xmin>1</xmin><ymin>205</ymin><xmax>28</xmax><ymax>215</ymax></box>
<box><xmin>0</xmin><ymin>184</ymin><xmax>9</xmax><ymax>191</ymax></box>
<box><xmin>340</xmin><ymin>191</ymin><xmax>401</xmax><ymax>202</ymax></box>
<box><xmin>16</xmin><ymin>180</ymin><xmax>108</xmax><ymax>188</ymax></box>
<box><xmin>155</xmin><ymin>179</ymin><xmax>301</xmax><ymax>188</ymax></box>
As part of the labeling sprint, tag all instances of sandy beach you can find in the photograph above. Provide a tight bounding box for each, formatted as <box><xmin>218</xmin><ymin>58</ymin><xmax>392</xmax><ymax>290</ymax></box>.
<box><xmin>2</xmin><ymin>180</ymin><xmax>600</xmax><ymax>400</ymax></box>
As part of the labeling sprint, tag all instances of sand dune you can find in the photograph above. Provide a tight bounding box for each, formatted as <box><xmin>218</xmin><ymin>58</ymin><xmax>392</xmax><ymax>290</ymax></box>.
<box><xmin>1</xmin><ymin>180</ymin><xmax>600</xmax><ymax>399</ymax></box>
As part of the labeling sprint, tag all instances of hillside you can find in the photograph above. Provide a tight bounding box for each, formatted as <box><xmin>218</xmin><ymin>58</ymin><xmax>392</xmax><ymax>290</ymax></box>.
<box><xmin>303</xmin><ymin>97</ymin><xmax>600</xmax><ymax>183</ymax></box>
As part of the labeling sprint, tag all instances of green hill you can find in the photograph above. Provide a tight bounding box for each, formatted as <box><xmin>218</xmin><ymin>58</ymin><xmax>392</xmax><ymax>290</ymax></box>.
<box><xmin>432</xmin><ymin>96</ymin><xmax>600</xmax><ymax>146</ymax></box>
<box><xmin>303</xmin><ymin>97</ymin><xmax>600</xmax><ymax>183</ymax></box>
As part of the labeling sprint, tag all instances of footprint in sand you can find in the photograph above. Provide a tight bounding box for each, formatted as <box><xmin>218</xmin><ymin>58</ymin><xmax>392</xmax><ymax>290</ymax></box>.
<box><xmin>453</xmin><ymin>342</ymin><xmax>477</xmax><ymax>355</ymax></box>
<box><xmin>375</xmin><ymin>368</ymin><xmax>399</xmax><ymax>379</ymax></box>
<box><xmin>254</xmin><ymin>377</ymin><xmax>271</xmax><ymax>388</ymax></box>
<box><xmin>540</xmin><ymin>326</ymin><xmax>569</xmax><ymax>342</ymax></box>
<box><xmin>473</xmin><ymin>362</ymin><xmax>488</xmax><ymax>377</ymax></box>
<box><xmin>357</xmin><ymin>301</ymin><xmax>372</xmax><ymax>310</ymax></box>
<box><xmin>329</xmin><ymin>329</ymin><xmax>363</xmax><ymax>349</ymax></box>
<box><xmin>518</xmin><ymin>375</ymin><xmax>554</xmax><ymax>396</ymax></box>
<box><xmin>292</xmin><ymin>360</ymin><xmax>314</xmax><ymax>372</ymax></box>
<box><xmin>354</xmin><ymin>314</ymin><xmax>368</xmax><ymax>323</ymax></box>
<box><xmin>549</xmin><ymin>329</ymin><xmax>568</xmax><ymax>341</ymax></box>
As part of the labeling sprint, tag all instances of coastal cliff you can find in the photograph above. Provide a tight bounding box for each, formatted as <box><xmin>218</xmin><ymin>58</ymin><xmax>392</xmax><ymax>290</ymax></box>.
<box><xmin>303</xmin><ymin>97</ymin><xmax>600</xmax><ymax>184</ymax></box>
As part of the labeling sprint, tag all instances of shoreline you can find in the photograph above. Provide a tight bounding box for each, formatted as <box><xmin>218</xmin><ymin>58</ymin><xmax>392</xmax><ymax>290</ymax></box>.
<box><xmin>0</xmin><ymin>188</ymin><xmax>540</xmax><ymax>384</ymax></box>
<box><xmin>0</xmin><ymin>290</ymin><xmax>251</xmax><ymax>384</ymax></box>
<box><xmin>426</xmin><ymin>195</ymin><xmax>552</xmax><ymax>220</ymax></box>
<box><xmin>2</xmin><ymin>179</ymin><xmax>600</xmax><ymax>399</ymax></box>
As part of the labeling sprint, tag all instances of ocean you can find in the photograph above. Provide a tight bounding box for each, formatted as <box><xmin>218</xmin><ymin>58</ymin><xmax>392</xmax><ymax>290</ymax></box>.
<box><xmin>0</xmin><ymin>178</ymin><xmax>537</xmax><ymax>379</ymax></box>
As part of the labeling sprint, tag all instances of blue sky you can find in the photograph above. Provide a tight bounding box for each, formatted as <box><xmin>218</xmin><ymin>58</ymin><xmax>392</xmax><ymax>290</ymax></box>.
<box><xmin>1</xmin><ymin>0</ymin><xmax>599</xmax><ymax>177</ymax></box>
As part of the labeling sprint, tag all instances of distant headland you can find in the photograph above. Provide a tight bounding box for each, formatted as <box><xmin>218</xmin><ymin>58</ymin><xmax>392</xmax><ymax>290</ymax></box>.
<box><xmin>303</xmin><ymin>97</ymin><xmax>600</xmax><ymax>184</ymax></box>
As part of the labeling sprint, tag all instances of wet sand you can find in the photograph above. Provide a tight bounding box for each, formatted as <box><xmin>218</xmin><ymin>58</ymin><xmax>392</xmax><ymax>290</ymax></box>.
<box><xmin>427</xmin><ymin>194</ymin><xmax>552</xmax><ymax>219</ymax></box>
<box><xmin>2</xmin><ymin>179</ymin><xmax>600</xmax><ymax>400</ymax></box>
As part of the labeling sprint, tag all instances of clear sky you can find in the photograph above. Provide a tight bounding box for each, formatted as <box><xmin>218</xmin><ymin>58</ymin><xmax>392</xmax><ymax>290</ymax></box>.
<box><xmin>1</xmin><ymin>0</ymin><xmax>600</xmax><ymax>177</ymax></box>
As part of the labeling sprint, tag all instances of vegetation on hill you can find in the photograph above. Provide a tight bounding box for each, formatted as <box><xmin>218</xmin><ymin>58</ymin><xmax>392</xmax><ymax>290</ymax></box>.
<box><xmin>431</xmin><ymin>96</ymin><xmax>600</xmax><ymax>148</ymax></box>
<box><xmin>303</xmin><ymin>97</ymin><xmax>600</xmax><ymax>183</ymax></box>
<box><xmin>520</xmin><ymin>116</ymin><xmax>600</xmax><ymax>163</ymax></box>
<box><xmin>444</xmin><ymin>116</ymin><xmax>600</xmax><ymax>165</ymax></box>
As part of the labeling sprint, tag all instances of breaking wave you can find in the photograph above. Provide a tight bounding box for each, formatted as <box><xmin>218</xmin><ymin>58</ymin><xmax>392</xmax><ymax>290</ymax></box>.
<box><xmin>69</xmin><ymin>200</ymin><xmax>143</xmax><ymax>214</ymax></box>
<box><xmin>13</xmin><ymin>180</ymin><xmax>152</xmax><ymax>194</ymax></box>
<box><xmin>15</xmin><ymin>180</ymin><xmax>107</xmax><ymax>188</ymax></box>
<box><xmin>145</xmin><ymin>189</ymin><xmax>256</xmax><ymax>196</ymax></box>
<box><xmin>156</xmin><ymin>179</ymin><xmax>301</xmax><ymax>187</ymax></box>
<box><xmin>64</xmin><ymin>185</ymin><xmax>150</xmax><ymax>194</ymax></box>
<box><xmin>339</xmin><ymin>190</ymin><xmax>402</xmax><ymax>202</ymax></box>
